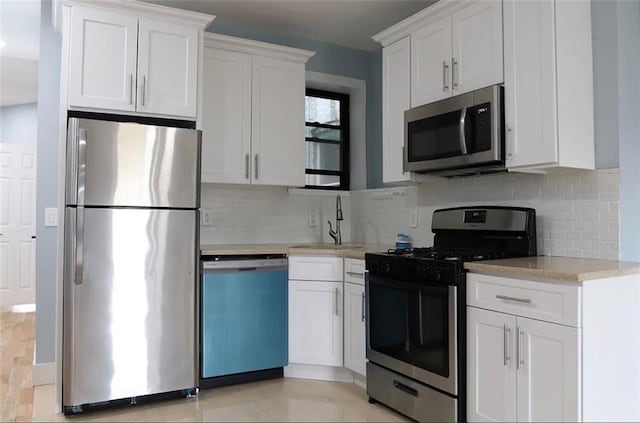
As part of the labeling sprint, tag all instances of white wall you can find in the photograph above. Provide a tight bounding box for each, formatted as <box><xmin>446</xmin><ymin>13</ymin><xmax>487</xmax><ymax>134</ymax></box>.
<box><xmin>352</xmin><ymin>169</ymin><xmax>620</xmax><ymax>260</ymax></box>
<box><xmin>200</xmin><ymin>185</ymin><xmax>350</xmax><ymax>245</ymax></box>
<box><xmin>0</xmin><ymin>103</ymin><xmax>38</xmax><ymax>146</ymax></box>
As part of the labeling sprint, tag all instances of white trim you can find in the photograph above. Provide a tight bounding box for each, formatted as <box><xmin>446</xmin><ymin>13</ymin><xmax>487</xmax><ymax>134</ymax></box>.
<box><xmin>305</xmin><ymin>71</ymin><xmax>367</xmax><ymax>191</ymax></box>
<box><xmin>33</xmin><ymin>361</ymin><xmax>56</xmax><ymax>386</ymax></box>
<box><xmin>353</xmin><ymin>373</ymin><xmax>367</xmax><ymax>389</ymax></box>
<box><xmin>205</xmin><ymin>33</ymin><xmax>315</xmax><ymax>63</ymax></box>
<box><xmin>372</xmin><ymin>0</ymin><xmax>468</xmax><ymax>47</ymax></box>
<box><xmin>284</xmin><ymin>364</ymin><xmax>355</xmax><ymax>383</ymax></box>
<box><xmin>61</xmin><ymin>0</ymin><xmax>214</xmax><ymax>28</ymax></box>
<box><xmin>287</xmin><ymin>188</ymin><xmax>351</xmax><ymax>197</ymax></box>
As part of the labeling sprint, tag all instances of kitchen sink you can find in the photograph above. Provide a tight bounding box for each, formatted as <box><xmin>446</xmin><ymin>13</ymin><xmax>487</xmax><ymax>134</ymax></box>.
<box><xmin>288</xmin><ymin>244</ymin><xmax>366</xmax><ymax>250</ymax></box>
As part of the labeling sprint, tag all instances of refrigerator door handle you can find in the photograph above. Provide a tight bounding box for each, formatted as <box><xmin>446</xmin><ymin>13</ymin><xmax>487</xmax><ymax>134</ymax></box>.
<box><xmin>75</xmin><ymin>208</ymin><xmax>84</xmax><ymax>285</ymax></box>
<box><xmin>77</xmin><ymin>129</ymin><xmax>87</xmax><ymax>207</ymax></box>
<box><xmin>75</xmin><ymin>128</ymin><xmax>87</xmax><ymax>285</ymax></box>
<box><xmin>66</xmin><ymin>119</ymin><xmax>80</xmax><ymax>204</ymax></box>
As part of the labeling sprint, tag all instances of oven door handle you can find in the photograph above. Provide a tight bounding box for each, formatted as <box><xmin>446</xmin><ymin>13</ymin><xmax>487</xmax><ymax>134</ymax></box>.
<box><xmin>459</xmin><ymin>106</ymin><xmax>468</xmax><ymax>155</ymax></box>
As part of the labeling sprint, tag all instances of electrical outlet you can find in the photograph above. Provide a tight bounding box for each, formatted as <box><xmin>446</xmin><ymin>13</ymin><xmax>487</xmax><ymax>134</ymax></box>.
<box><xmin>409</xmin><ymin>210</ymin><xmax>418</xmax><ymax>228</ymax></box>
<box><xmin>308</xmin><ymin>212</ymin><xmax>318</xmax><ymax>227</ymax></box>
<box><xmin>201</xmin><ymin>210</ymin><xmax>214</xmax><ymax>226</ymax></box>
<box><xmin>45</xmin><ymin>208</ymin><xmax>58</xmax><ymax>227</ymax></box>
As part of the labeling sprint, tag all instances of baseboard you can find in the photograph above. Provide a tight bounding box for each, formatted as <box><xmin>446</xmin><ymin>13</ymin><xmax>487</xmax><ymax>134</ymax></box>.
<box><xmin>353</xmin><ymin>372</ymin><xmax>367</xmax><ymax>389</ymax></box>
<box><xmin>33</xmin><ymin>361</ymin><xmax>56</xmax><ymax>386</ymax></box>
<box><xmin>284</xmin><ymin>364</ymin><xmax>355</xmax><ymax>383</ymax></box>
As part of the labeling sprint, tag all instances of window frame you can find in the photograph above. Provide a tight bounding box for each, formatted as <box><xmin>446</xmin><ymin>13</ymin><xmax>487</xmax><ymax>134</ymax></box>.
<box><xmin>304</xmin><ymin>88</ymin><xmax>350</xmax><ymax>190</ymax></box>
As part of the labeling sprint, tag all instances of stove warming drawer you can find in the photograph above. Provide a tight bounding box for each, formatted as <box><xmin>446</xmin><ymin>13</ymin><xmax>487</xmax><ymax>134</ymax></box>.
<box><xmin>367</xmin><ymin>362</ymin><xmax>457</xmax><ymax>422</ymax></box>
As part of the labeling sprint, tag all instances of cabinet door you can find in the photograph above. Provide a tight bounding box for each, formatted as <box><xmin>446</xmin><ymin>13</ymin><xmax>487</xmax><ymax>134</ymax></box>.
<box><xmin>344</xmin><ymin>282</ymin><xmax>366</xmax><ymax>376</ymax></box>
<box><xmin>410</xmin><ymin>16</ymin><xmax>452</xmax><ymax>107</ymax></box>
<box><xmin>467</xmin><ymin>307</ymin><xmax>517</xmax><ymax>423</ymax></box>
<box><xmin>137</xmin><ymin>18</ymin><xmax>198</xmax><ymax>118</ymax></box>
<box><xmin>68</xmin><ymin>7</ymin><xmax>138</xmax><ymax>111</ymax></box>
<box><xmin>503</xmin><ymin>0</ymin><xmax>558</xmax><ymax>168</ymax></box>
<box><xmin>288</xmin><ymin>280</ymin><xmax>343</xmax><ymax>366</ymax></box>
<box><xmin>251</xmin><ymin>56</ymin><xmax>305</xmax><ymax>186</ymax></box>
<box><xmin>451</xmin><ymin>1</ymin><xmax>503</xmax><ymax>94</ymax></box>
<box><xmin>382</xmin><ymin>36</ymin><xmax>411</xmax><ymax>184</ymax></box>
<box><xmin>201</xmin><ymin>48</ymin><xmax>252</xmax><ymax>184</ymax></box>
<box><xmin>516</xmin><ymin>317</ymin><xmax>581</xmax><ymax>422</ymax></box>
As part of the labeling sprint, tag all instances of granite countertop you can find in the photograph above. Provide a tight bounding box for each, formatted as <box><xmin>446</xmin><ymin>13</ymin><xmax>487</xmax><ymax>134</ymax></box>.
<box><xmin>200</xmin><ymin>243</ymin><xmax>391</xmax><ymax>260</ymax></box>
<box><xmin>464</xmin><ymin>256</ymin><xmax>640</xmax><ymax>282</ymax></box>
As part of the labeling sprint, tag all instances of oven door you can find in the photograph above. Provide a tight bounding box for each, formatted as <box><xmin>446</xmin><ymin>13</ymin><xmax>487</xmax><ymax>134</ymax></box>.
<box><xmin>366</xmin><ymin>274</ymin><xmax>458</xmax><ymax>396</ymax></box>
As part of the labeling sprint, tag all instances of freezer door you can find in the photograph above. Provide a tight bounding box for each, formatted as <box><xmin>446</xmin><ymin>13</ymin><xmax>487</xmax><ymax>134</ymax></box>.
<box><xmin>66</xmin><ymin>118</ymin><xmax>200</xmax><ymax>208</ymax></box>
<box><xmin>63</xmin><ymin>207</ymin><xmax>198</xmax><ymax>407</ymax></box>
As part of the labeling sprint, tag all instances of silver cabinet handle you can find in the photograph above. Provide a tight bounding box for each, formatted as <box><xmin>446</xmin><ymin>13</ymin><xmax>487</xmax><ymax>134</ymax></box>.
<box><xmin>335</xmin><ymin>287</ymin><xmax>339</xmax><ymax>316</ymax></box>
<box><xmin>496</xmin><ymin>295</ymin><xmax>532</xmax><ymax>304</ymax></box>
<box><xmin>129</xmin><ymin>74</ymin><xmax>134</xmax><ymax>105</ymax></box>
<box><xmin>141</xmin><ymin>75</ymin><xmax>146</xmax><ymax>106</ymax></box>
<box><xmin>245</xmin><ymin>154</ymin><xmax>250</xmax><ymax>180</ymax></box>
<box><xmin>346</xmin><ymin>271</ymin><xmax>364</xmax><ymax>277</ymax></box>
<box><xmin>442</xmin><ymin>61</ymin><xmax>449</xmax><ymax>92</ymax></box>
<box><xmin>361</xmin><ymin>292</ymin><xmax>365</xmax><ymax>322</ymax></box>
<box><xmin>516</xmin><ymin>326</ymin><xmax>523</xmax><ymax>370</ymax></box>
<box><xmin>503</xmin><ymin>325</ymin><xmax>511</xmax><ymax>366</ymax></box>
<box><xmin>452</xmin><ymin>59</ymin><xmax>459</xmax><ymax>89</ymax></box>
<box><xmin>459</xmin><ymin>107</ymin><xmax>468</xmax><ymax>155</ymax></box>
<box><xmin>254</xmin><ymin>154</ymin><xmax>259</xmax><ymax>180</ymax></box>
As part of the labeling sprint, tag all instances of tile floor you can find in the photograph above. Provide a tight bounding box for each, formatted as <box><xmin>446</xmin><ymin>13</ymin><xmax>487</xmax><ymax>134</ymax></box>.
<box><xmin>0</xmin><ymin>311</ymin><xmax>406</xmax><ymax>422</ymax></box>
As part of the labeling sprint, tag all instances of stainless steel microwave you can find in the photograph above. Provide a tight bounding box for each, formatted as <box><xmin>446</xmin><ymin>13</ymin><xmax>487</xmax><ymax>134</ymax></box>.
<box><xmin>404</xmin><ymin>85</ymin><xmax>504</xmax><ymax>176</ymax></box>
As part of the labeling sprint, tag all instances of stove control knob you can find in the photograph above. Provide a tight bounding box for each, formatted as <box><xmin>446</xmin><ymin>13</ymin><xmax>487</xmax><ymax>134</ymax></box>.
<box><xmin>428</xmin><ymin>269</ymin><xmax>442</xmax><ymax>281</ymax></box>
<box><xmin>384</xmin><ymin>263</ymin><xmax>392</xmax><ymax>273</ymax></box>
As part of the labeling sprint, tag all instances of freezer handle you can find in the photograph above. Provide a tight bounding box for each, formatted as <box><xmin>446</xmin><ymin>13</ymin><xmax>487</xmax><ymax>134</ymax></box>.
<box><xmin>75</xmin><ymin>207</ymin><xmax>84</xmax><ymax>285</ymax></box>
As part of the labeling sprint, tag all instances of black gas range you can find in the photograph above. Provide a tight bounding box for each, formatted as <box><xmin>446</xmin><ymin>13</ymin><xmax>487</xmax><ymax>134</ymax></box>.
<box><xmin>365</xmin><ymin>206</ymin><xmax>537</xmax><ymax>423</ymax></box>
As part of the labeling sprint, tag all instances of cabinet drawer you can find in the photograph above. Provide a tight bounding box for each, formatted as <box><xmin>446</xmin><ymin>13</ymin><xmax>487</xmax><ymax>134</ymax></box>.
<box><xmin>344</xmin><ymin>258</ymin><xmax>365</xmax><ymax>285</ymax></box>
<box><xmin>467</xmin><ymin>273</ymin><xmax>581</xmax><ymax>327</ymax></box>
<box><xmin>289</xmin><ymin>256</ymin><xmax>343</xmax><ymax>281</ymax></box>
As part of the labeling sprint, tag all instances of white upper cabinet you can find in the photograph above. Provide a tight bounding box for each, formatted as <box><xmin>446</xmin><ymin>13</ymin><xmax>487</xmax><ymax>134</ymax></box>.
<box><xmin>409</xmin><ymin>1</ymin><xmax>503</xmax><ymax>107</ymax></box>
<box><xmin>136</xmin><ymin>19</ymin><xmax>198</xmax><ymax>117</ymax></box>
<box><xmin>201</xmin><ymin>34</ymin><xmax>314</xmax><ymax>186</ymax></box>
<box><xmin>201</xmin><ymin>48</ymin><xmax>252</xmax><ymax>184</ymax></box>
<box><xmin>411</xmin><ymin>17</ymin><xmax>452</xmax><ymax>107</ymax></box>
<box><xmin>382</xmin><ymin>36</ymin><xmax>411</xmax><ymax>183</ymax></box>
<box><xmin>504</xmin><ymin>0</ymin><xmax>594</xmax><ymax>171</ymax></box>
<box><xmin>65</xmin><ymin>1</ymin><xmax>213</xmax><ymax>120</ymax></box>
<box><xmin>68</xmin><ymin>7</ymin><xmax>138</xmax><ymax>112</ymax></box>
<box><xmin>251</xmin><ymin>55</ymin><xmax>306</xmax><ymax>186</ymax></box>
<box><xmin>451</xmin><ymin>1</ymin><xmax>503</xmax><ymax>95</ymax></box>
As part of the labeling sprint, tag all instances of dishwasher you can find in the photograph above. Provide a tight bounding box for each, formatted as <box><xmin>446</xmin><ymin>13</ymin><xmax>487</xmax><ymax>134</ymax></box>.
<box><xmin>200</xmin><ymin>254</ymin><xmax>288</xmax><ymax>389</ymax></box>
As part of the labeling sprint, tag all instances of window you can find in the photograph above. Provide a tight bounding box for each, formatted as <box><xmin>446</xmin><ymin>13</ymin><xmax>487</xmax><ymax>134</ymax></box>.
<box><xmin>305</xmin><ymin>88</ymin><xmax>349</xmax><ymax>190</ymax></box>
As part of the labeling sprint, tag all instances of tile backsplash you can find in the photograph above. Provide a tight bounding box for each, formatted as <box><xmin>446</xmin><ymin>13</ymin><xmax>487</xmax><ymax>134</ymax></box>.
<box><xmin>351</xmin><ymin>169</ymin><xmax>620</xmax><ymax>260</ymax></box>
<box><xmin>200</xmin><ymin>169</ymin><xmax>619</xmax><ymax>260</ymax></box>
<box><xmin>200</xmin><ymin>184</ymin><xmax>351</xmax><ymax>245</ymax></box>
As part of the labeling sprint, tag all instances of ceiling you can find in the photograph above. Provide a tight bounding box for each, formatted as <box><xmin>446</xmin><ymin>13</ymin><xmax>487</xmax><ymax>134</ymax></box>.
<box><xmin>0</xmin><ymin>0</ymin><xmax>41</xmax><ymax>107</ymax></box>
<box><xmin>143</xmin><ymin>0</ymin><xmax>436</xmax><ymax>51</ymax></box>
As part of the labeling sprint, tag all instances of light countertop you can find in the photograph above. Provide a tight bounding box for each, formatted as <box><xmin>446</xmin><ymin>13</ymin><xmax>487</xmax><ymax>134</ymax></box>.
<box><xmin>200</xmin><ymin>243</ymin><xmax>391</xmax><ymax>260</ymax></box>
<box><xmin>464</xmin><ymin>256</ymin><xmax>640</xmax><ymax>282</ymax></box>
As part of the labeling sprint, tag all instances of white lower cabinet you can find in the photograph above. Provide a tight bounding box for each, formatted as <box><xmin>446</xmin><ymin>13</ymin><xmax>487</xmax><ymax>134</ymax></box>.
<box><xmin>467</xmin><ymin>307</ymin><xmax>579</xmax><ymax>422</ymax></box>
<box><xmin>343</xmin><ymin>281</ymin><xmax>366</xmax><ymax>376</ymax></box>
<box><xmin>288</xmin><ymin>280</ymin><xmax>343</xmax><ymax>367</ymax></box>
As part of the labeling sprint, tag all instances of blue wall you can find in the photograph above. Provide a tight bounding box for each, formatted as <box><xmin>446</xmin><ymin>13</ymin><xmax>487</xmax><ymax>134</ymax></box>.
<box><xmin>0</xmin><ymin>104</ymin><xmax>39</xmax><ymax>146</ymax></box>
<box><xmin>35</xmin><ymin>0</ymin><xmax>60</xmax><ymax>364</ymax></box>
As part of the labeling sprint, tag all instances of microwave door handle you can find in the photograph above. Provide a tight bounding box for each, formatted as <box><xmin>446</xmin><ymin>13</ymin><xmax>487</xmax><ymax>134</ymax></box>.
<box><xmin>459</xmin><ymin>107</ymin><xmax>468</xmax><ymax>155</ymax></box>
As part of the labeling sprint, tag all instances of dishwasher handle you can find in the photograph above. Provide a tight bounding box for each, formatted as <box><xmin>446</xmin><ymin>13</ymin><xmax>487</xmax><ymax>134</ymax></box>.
<box><xmin>202</xmin><ymin>258</ymin><xmax>288</xmax><ymax>271</ymax></box>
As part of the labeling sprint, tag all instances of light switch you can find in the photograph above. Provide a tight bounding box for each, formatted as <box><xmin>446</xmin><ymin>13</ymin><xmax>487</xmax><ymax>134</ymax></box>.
<box><xmin>409</xmin><ymin>210</ymin><xmax>418</xmax><ymax>228</ymax></box>
<box><xmin>45</xmin><ymin>208</ymin><xmax>58</xmax><ymax>227</ymax></box>
<box><xmin>308</xmin><ymin>212</ymin><xmax>318</xmax><ymax>227</ymax></box>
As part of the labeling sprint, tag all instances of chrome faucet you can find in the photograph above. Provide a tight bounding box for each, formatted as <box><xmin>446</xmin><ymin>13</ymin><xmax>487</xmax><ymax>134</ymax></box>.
<box><xmin>327</xmin><ymin>196</ymin><xmax>343</xmax><ymax>245</ymax></box>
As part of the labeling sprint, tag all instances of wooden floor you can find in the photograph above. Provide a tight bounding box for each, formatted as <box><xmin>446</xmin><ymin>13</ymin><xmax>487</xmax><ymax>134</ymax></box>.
<box><xmin>0</xmin><ymin>311</ymin><xmax>35</xmax><ymax>422</ymax></box>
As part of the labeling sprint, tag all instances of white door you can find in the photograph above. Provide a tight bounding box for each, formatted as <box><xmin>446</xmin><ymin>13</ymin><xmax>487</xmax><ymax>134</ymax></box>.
<box><xmin>516</xmin><ymin>317</ymin><xmax>581</xmax><ymax>422</ymax></box>
<box><xmin>451</xmin><ymin>0</ymin><xmax>503</xmax><ymax>94</ymax></box>
<box><xmin>201</xmin><ymin>47</ymin><xmax>252</xmax><ymax>184</ymax></box>
<box><xmin>503</xmin><ymin>0</ymin><xmax>558</xmax><ymax>168</ymax></box>
<box><xmin>410</xmin><ymin>15</ymin><xmax>452</xmax><ymax>107</ymax></box>
<box><xmin>467</xmin><ymin>307</ymin><xmax>517</xmax><ymax>422</ymax></box>
<box><xmin>343</xmin><ymin>282</ymin><xmax>366</xmax><ymax>376</ymax></box>
<box><xmin>0</xmin><ymin>144</ymin><xmax>36</xmax><ymax>307</ymax></box>
<box><xmin>68</xmin><ymin>6</ymin><xmax>138</xmax><ymax>112</ymax></box>
<box><xmin>382</xmin><ymin>36</ymin><xmax>411</xmax><ymax>184</ymax></box>
<box><xmin>251</xmin><ymin>55</ymin><xmax>305</xmax><ymax>186</ymax></box>
<box><xmin>288</xmin><ymin>280</ymin><xmax>343</xmax><ymax>366</ymax></box>
<box><xmin>137</xmin><ymin>18</ymin><xmax>198</xmax><ymax>118</ymax></box>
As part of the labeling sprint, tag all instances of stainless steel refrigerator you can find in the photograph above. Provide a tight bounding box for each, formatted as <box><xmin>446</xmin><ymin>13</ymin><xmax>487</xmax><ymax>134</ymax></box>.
<box><xmin>63</xmin><ymin>117</ymin><xmax>200</xmax><ymax>413</ymax></box>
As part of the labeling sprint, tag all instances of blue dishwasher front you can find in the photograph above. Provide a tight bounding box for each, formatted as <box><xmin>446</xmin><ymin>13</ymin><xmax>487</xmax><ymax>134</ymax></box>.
<box><xmin>201</xmin><ymin>255</ymin><xmax>288</xmax><ymax>384</ymax></box>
